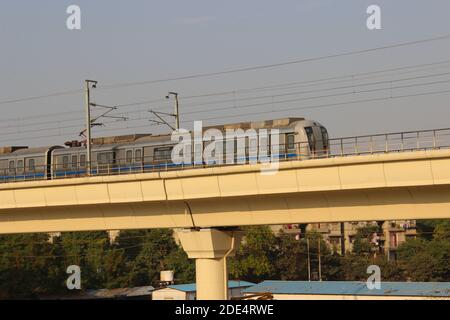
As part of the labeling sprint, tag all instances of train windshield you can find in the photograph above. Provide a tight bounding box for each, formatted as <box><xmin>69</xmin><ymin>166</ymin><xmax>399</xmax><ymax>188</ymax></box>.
<box><xmin>320</xmin><ymin>127</ymin><xmax>329</xmax><ymax>150</ymax></box>
<box><xmin>304</xmin><ymin>127</ymin><xmax>315</xmax><ymax>152</ymax></box>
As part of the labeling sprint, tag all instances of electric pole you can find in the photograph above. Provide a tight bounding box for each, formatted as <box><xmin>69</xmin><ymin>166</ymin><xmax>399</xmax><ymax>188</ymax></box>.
<box><xmin>306</xmin><ymin>237</ymin><xmax>311</xmax><ymax>281</ymax></box>
<box><xmin>318</xmin><ymin>237</ymin><xmax>322</xmax><ymax>281</ymax></box>
<box><xmin>166</xmin><ymin>92</ymin><xmax>180</xmax><ymax>130</ymax></box>
<box><xmin>84</xmin><ymin>80</ymin><xmax>98</xmax><ymax>175</ymax></box>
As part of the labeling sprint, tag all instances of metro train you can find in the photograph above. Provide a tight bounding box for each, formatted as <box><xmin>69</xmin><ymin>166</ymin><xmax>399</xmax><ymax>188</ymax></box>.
<box><xmin>0</xmin><ymin>118</ymin><xmax>329</xmax><ymax>182</ymax></box>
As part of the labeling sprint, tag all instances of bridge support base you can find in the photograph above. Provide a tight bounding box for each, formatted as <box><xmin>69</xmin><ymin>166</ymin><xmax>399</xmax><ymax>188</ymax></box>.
<box><xmin>176</xmin><ymin>228</ymin><xmax>242</xmax><ymax>300</ymax></box>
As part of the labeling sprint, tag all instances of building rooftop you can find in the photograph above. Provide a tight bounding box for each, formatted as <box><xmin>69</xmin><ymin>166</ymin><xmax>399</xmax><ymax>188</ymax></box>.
<box><xmin>243</xmin><ymin>281</ymin><xmax>450</xmax><ymax>297</ymax></box>
<box><xmin>167</xmin><ymin>280</ymin><xmax>255</xmax><ymax>293</ymax></box>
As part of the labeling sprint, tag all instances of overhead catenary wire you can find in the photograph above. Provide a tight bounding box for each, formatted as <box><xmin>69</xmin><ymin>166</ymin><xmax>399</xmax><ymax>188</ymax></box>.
<box><xmin>1</xmin><ymin>33</ymin><xmax>450</xmax><ymax>107</ymax></box>
<box><xmin>2</xmin><ymin>57</ymin><xmax>450</xmax><ymax>133</ymax></box>
<box><xmin>2</xmin><ymin>68</ymin><xmax>450</xmax><ymax>136</ymax></box>
<box><xmin>2</xmin><ymin>86</ymin><xmax>450</xmax><ymax>145</ymax></box>
<box><xmin>98</xmin><ymin>33</ymin><xmax>450</xmax><ymax>90</ymax></box>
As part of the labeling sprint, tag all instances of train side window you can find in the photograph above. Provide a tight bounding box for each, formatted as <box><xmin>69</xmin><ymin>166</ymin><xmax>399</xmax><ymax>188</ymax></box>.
<box><xmin>126</xmin><ymin>150</ymin><xmax>133</xmax><ymax>163</ymax></box>
<box><xmin>62</xmin><ymin>156</ymin><xmax>69</xmax><ymax>169</ymax></box>
<box><xmin>80</xmin><ymin>154</ymin><xmax>86</xmax><ymax>167</ymax></box>
<box><xmin>28</xmin><ymin>159</ymin><xmax>35</xmax><ymax>171</ymax></box>
<box><xmin>72</xmin><ymin>155</ymin><xmax>78</xmax><ymax>168</ymax></box>
<box><xmin>8</xmin><ymin>160</ymin><xmax>15</xmax><ymax>173</ymax></box>
<box><xmin>286</xmin><ymin>134</ymin><xmax>295</xmax><ymax>150</ymax></box>
<box><xmin>97</xmin><ymin>152</ymin><xmax>115</xmax><ymax>165</ymax></box>
<box><xmin>154</xmin><ymin>147</ymin><xmax>173</xmax><ymax>161</ymax></box>
<box><xmin>17</xmin><ymin>160</ymin><xmax>24</xmax><ymax>172</ymax></box>
<box><xmin>135</xmin><ymin>149</ymin><xmax>142</xmax><ymax>162</ymax></box>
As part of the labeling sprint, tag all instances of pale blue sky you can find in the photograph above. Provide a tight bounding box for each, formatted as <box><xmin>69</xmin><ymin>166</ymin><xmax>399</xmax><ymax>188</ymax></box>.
<box><xmin>1</xmin><ymin>0</ymin><xmax>450</xmax><ymax>146</ymax></box>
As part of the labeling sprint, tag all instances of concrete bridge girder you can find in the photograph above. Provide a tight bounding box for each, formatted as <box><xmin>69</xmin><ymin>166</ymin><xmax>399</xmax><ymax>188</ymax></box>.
<box><xmin>0</xmin><ymin>150</ymin><xmax>450</xmax><ymax>234</ymax></box>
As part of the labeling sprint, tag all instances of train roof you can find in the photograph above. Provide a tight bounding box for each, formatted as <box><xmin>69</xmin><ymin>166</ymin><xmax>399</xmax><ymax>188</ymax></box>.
<box><xmin>203</xmin><ymin>117</ymin><xmax>305</xmax><ymax>131</ymax></box>
<box><xmin>0</xmin><ymin>146</ymin><xmax>51</xmax><ymax>158</ymax></box>
<box><xmin>1</xmin><ymin>118</ymin><xmax>319</xmax><ymax>156</ymax></box>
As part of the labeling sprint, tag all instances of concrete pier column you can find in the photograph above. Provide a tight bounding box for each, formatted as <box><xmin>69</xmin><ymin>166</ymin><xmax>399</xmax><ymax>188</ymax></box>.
<box><xmin>176</xmin><ymin>228</ymin><xmax>242</xmax><ymax>300</ymax></box>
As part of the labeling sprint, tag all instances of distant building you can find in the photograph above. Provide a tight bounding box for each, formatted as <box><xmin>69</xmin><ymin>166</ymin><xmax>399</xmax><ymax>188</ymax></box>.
<box><xmin>152</xmin><ymin>281</ymin><xmax>254</xmax><ymax>300</ymax></box>
<box><xmin>271</xmin><ymin>220</ymin><xmax>417</xmax><ymax>258</ymax></box>
<box><xmin>243</xmin><ymin>281</ymin><xmax>450</xmax><ymax>300</ymax></box>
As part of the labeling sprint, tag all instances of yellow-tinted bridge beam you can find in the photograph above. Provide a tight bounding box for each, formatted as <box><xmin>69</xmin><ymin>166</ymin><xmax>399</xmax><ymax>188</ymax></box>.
<box><xmin>1</xmin><ymin>149</ymin><xmax>450</xmax><ymax>234</ymax></box>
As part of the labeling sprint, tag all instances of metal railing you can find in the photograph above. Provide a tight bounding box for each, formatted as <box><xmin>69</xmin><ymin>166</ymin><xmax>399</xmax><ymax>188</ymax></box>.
<box><xmin>1</xmin><ymin>128</ymin><xmax>449</xmax><ymax>183</ymax></box>
<box><xmin>328</xmin><ymin>128</ymin><xmax>450</xmax><ymax>157</ymax></box>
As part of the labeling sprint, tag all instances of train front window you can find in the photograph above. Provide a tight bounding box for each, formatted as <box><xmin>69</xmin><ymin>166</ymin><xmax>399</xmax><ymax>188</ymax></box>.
<box><xmin>305</xmin><ymin>127</ymin><xmax>316</xmax><ymax>152</ymax></box>
<box><xmin>320</xmin><ymin>127</ymin><xmax>329</xmax><ymax>150</ymax></box>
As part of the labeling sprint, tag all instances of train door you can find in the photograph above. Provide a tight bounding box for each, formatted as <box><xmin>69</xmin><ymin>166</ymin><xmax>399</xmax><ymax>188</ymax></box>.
<box><xmin>46</xmin><ymin>146</ymin><xmax>63</xmax><ymax>179</ymax></box>
<box><xmin>16</xmin><ymin>158</ymin><xmax>24</xmax><ymax>178</ymax></box>
<box><xmin>285</xmin><ymin>133</ymin><xmax>296</xmax><ymax>159</ymax></box>
<box><xmin>125</xmin><ymin>149</ymin><xmax>133</xmax><ymax>166</ymax></box>
<box><xmin>134</xmin><ymin>148</ymin><xmax>143</xmax><ymax>170</ymax></box>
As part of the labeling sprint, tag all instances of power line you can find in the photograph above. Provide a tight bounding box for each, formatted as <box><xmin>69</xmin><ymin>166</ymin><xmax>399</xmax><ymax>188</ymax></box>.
<box><xmin>178</xmin><ymin>71</ymin><xmax>450</xmax><ymax>112</ymax></box>
<box><xmin>1</xmin><ymin>33</ymin><xmax>450</xmax><ymax>107</ymax></box>
<box><xmin>3</xmin><ymin>85</ymin><xmax>449</xmax><ymax>146</ymax></box>
<box><xmin>181</xmin><ymin>78</ymin><xmax>450</xmax><ymax>117</ymax></box>
<box><xmin>2</xmin><ymin>57</ymin><xmax>450</xmax><ymax>129</ymax></box>
<box><xmin>0</xmin><ymin>89</ymin><xmax>83</xmax><ymax>107</ymax></box>
<box><xmin>3</xmin><ymin>66</ymin><xmax>450</xmax><ymax>133</ymax></box>
<box><xmin>98</xmin><ymin>33</ymin><xmax>450</xmax><ymax>90</ymax></box>
<box><xmin>183</xmin><ymin>88</ymin><xmax>450</xmax><ymax>125</ymax></box>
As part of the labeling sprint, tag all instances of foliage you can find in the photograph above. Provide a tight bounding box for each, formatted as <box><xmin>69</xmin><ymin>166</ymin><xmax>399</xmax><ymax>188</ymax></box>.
<box><xmin>351</xmin><ymin>224</ymin><xmax>381</xmax><ymax>256</ymax></box>
<box><xmin>229</xmin><ymin>226</ymin><xmax>278</xmax><ymax>282</ymax></box>
<box><xmin>1</xmin><ymin>219</ymin><xmax>450</xmax><ymax>298</ymax></box>
<box><xmin>0</xmin><ymin>233</ymin><xmax>63</xmax><ymax>298</ymax></box>
<box><xmin>0</xmin><ymin>229</ymin><xmax>193</xmax><ymax>298</ymax></box>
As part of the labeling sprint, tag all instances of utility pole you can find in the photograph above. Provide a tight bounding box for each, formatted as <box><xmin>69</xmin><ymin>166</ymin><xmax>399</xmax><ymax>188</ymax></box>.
<box><xmin>318</xmin><ymin>237</ymin><xmax>322</xmax><ymax>281</ymax></box>
<box><xmin>84</xmin><ymin>80</ymin><xmax>98</xmax><ymax>175</ymax></box>
<box><xmin>306</xmin><ymin>237</ymin><xmax>311</xmax><ymax>281</ymax></box>
<box><xmin>166</xmin><ymin>92</ymin><xmax>180</xmax><ymax>130</ymax></box>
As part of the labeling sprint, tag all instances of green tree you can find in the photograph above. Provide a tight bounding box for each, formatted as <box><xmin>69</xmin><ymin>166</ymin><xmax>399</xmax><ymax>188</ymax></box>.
<box><xmin>352</xmin><ymin>224</ymin><xmax>381</xmax><ymax>256</ymax></box>
<box><xmin>229</xmin><ymin>226</ymin><xmax>278</xmax><ymax>282</ymax></box>
<box><xmin>274</xmin><ymin>231</ymin><xmax>308</xmax><ymax>280</ymax></box>
<box><xmin>397</xmin><ymin>238</ymin><xmax>450</xmax><ymax>281</ymax></box>
<box><xmin>55</xmin><ymin>231</ymin><xmax>113</xmax><ymax>289</ymax></box>
<box><xmin>0</xmin><ymin>233</ymin><xmax>63</xmax><ymax>299</ymax></box>
<box><xmin>433</xmin><ymin>221</ymin><xmax>450</xmax><ymax>241</ymax></box>
<box><xmin>115</xmin><ymin>229</ymin><xmax>192</xmax><ymax>286</ymax></box>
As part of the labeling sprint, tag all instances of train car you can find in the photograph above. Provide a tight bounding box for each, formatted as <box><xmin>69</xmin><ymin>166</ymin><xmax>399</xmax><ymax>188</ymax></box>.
<box><xmin>0</xmin><ymin>146</ymin><xmax>62</xmax><ymax>182</ymax></box>
<box><xmin>0</xmin><ymin>117</ymin><xmax>329</xmax><ymax>182</ymax></box>
<box><xmin>49</xmin><ymin>117</ymin><xmax>329</xmax><ymax>178</ymax></box>
<box><xmin>202</xmin><ymin>117</ymin><xmax>329</xmax><ymax>160</ymax></box>
<box><xmin>51</xmin><ymin>133</ymin><xmax>179</xmax><ymax>178</ymax></box>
